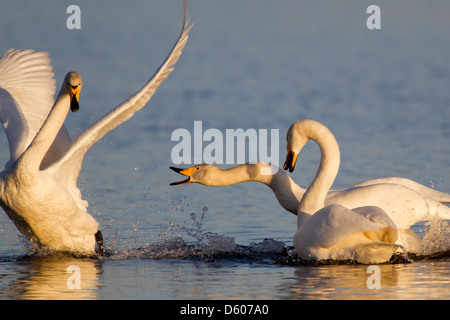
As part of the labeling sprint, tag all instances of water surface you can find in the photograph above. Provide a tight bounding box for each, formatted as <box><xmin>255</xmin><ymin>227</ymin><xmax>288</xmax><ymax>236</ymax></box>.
<box><xmin>0</xmin><ymin>0</ymin><xmax>449</xmax><ymax>300</ymax></box>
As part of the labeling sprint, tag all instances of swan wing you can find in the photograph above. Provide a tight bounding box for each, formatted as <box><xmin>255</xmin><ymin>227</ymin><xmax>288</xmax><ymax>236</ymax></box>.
<box><xmin>46</xmin><ymin>7</ymin><xmax>193</xmax><ymax>188</ymax></box>
<box><xmin>352</xmin><ymin>205</ymin><xmax>397</xmax><ymax>230</ymax></box>
<box><xmin>350</xmin><ymin>177</ymin><xmax>450</xmax><ymax>204</ymax></box>
<box><xmin>0</xmin><ymin>49</ymin><xmax>72</xmax><ymax>170</ymax></box>
<box><xmin>301</xmin><ymin>204</ymin><xmax>397</xmax><ymax>249</ymax></box>
<box><xmin>328</xmin><ymin>183</ymin><xmax>450</xmax><ymax>229</ymax></box>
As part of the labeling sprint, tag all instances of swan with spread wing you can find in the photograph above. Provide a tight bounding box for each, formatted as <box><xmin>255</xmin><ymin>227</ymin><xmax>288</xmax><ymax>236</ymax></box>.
<box><xmin>0</xmin><ymin>5</ymin><xmax>193</xmax><ymax>256</ymax></box>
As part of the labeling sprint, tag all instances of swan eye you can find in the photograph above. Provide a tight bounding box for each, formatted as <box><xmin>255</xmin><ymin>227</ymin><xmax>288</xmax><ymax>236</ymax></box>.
<box><xmin>196</xmin><ymin>167</ymin><xmax>200</xmax><ymax>171</ymax></box>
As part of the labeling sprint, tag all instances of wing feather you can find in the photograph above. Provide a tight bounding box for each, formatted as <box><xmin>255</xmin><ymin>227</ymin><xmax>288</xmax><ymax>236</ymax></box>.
<box><xmin>302</xmin><ymin>204</ymin><xmax>398</xmax><ymax>249</ymax></box>
<box><xmin>47</xmin><ymin>3</ymin><xmax>193</xmax><ymax>187</ymax></box>
<box><xmin>0</xmin><ymin>49</ymin><xmax>72</xmax><ymax>170</ymax></box>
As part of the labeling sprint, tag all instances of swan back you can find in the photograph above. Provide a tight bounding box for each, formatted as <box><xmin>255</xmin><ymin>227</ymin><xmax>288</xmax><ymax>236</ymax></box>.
<box><xmin>294</xmin><ymin>204</ymin><xmax>399</xmax><ymax>262</ymax></box>
<box><xmin>296</xmin><ymin>204</ymin><xmax>397</xmax><ymax>249</ymax></box>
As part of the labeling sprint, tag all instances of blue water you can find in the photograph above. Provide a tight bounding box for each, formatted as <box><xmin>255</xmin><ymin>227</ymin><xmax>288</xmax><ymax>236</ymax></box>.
<box><xmin>0</xmin><ymin>0</ymin><xmax>449</xmax><ymax>300</ymax></box>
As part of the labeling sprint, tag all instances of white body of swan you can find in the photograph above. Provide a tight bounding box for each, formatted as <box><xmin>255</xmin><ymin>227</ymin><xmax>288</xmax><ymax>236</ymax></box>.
<box><xmin>284</xmin><ymin>120</ymin><xmax>400</xmax><ymax>263</ymax></box>
<box><xmin>0</xmin><ymin>8</ymin><xmax>192</xmax><ymax>256</ymax></box>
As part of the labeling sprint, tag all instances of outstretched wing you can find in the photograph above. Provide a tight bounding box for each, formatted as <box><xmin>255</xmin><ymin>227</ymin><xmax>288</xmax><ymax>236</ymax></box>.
<box><xmin>0</xmin><ymin>49</ymin><xmax>72</xmax><ymax>170</ymax></box>
<box><xmin>46</xmin><ymin>3</ymin><xmax>193</xmax><ymax>188</ymax></box>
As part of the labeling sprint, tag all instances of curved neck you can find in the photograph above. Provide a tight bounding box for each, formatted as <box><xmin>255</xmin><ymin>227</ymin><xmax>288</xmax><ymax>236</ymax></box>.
<box><xmin>19</xmin><ymin>84</ymin><xmax>70</xmax><ymax>171</ymax></box>
<box><xmin>297</xmin><ymin>123</ymin><xmax>340</xmax><ymax>217</ymax></box>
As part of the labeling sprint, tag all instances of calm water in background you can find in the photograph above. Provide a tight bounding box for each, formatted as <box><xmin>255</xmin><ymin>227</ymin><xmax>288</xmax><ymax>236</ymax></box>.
<box><xmin>0</xmin><ymin>0</ymin><xmax>449</xmax><ymax>300</ymax></box>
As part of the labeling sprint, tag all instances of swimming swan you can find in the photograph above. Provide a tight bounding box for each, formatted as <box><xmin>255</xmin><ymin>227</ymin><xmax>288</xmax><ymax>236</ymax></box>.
<box><xmin>171</xmin><ymin>120</ymin><xmax>401</xmax><ymax>263</ymax></box>
<box><xmin>284</xmin><ymin>119</ymin><xmax>400</xmax><ymax>263</ymax></box>
<box><xmin>170</xmin><ymin>145</ymin><xmax>450</xmax><ymax>253</ymax></box>
<box><xmin>0</xmin><ymin>7</ymin><xmax>193</xmax><ymax>256</ymax></box>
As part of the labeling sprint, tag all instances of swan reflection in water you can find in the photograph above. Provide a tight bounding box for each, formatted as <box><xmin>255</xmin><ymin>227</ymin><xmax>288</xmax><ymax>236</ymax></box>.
<box><xmin>9</xmin><ymin>256</ymin><xmax>101</xmax><ymax>299</ymax></box>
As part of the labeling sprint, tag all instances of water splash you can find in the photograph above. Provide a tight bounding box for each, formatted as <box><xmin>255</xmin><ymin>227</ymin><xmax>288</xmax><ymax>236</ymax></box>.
<box><xmin>104</xmin><ymin>206</ymin><xmax>450</xmax><ymax>264</ymax></box>
<box><xmin>183</xmin><ymin>207</ymin><xmax>208</xmax><ymax>249</ymax></box>
<box><xmin>180</xmin><ymin>206</ymin><xmax>237</xmax><ymax>254</ymax></box>
<box><xmin>248</xmin><ymin>238</ymin><xmax>286</xmax><ymax>254</ymax></box>
<box><xmin>419</xmin><ymin>217</ymin><xmax>450</xmax><ymax>255</ymax></box>
<box><xmin>105</xmin><ymin>206</ymin><xmax>290</xmax><ymax>261</ymax></box>
<box><xmin>11</xmin><ymin>207</ymin><xmax>450</xmax><ymax>264</ymax></box>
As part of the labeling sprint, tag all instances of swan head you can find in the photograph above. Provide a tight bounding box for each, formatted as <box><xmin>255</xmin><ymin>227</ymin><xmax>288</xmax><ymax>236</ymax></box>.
<box><xmin>283</xmin><ymin>143</ymin><xmax>298</xmax><ymax>173</ymax></box>
<box><xmin>169</xmin><ymin>164</ymin><xmax>217</xmax><ymax>185</ymax></box>
<box><xmin>63</xmin><ymin>71</ymin><xmax>82</xmax><ymax>113</ymax></box>
<box><xmin>283</xmin><ymin>120</ymin><xmax>310</xmax><ymax>173</ymax></box>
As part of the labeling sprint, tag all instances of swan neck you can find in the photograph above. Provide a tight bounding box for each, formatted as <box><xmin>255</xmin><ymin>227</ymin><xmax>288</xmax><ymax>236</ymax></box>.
<box><xmin>19</xmin><ymin>85</ymin><xmax>70</xmax><ymax>171</ymax></box>
<box><xmin>209</xmin><ymin>164</ymin><xmax>270</xmax><ymax>186</ymax></box>
<box><xmin>299</xmin><ymin>125</ymin><xmax>340</xmax><ymax>215</ymax></box>
<box><xmin>200</xmin><ymin>163</ymin><xmax>304</xmax><ymax>216</ymax></box>
<box><xmin>266</xmin><ymin>167</ymin><xmax>305</xmax><ymax>215</ymax></box>
<box><xmin>297</xmin><ymin>211</ymin><xmax>312</xmax><ymax>228</ymax></box>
